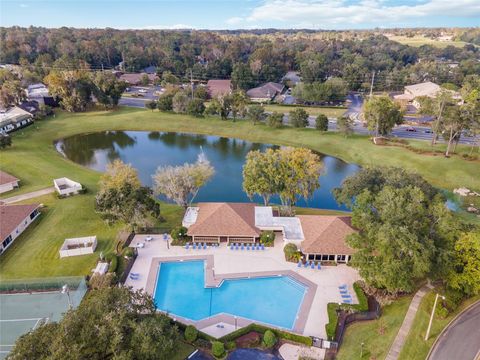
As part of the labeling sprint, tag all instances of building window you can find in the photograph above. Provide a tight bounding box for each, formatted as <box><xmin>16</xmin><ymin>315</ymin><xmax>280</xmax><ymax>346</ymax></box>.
<box><xmin>321</xmin><ymin>254</ymin><xmax>328</xmax><ymax>261</ymax></box>
<box><xmin>314</xmin><ymin>254</ymin><xmax>321</xmax><ymax>261</ymax></box>
<box><xmin>30</xmin><ymin>210</ymin><xmax>38</xmax><ymax>220</ymax></box>
<box><xmin>2</xmin><ymin>235</ymin><xmax>12</xmax><ymax>249</ymax></box>
<box><xmin>308</xmin><ymin>254</ymin><xmax>315</xmax><ymax>260</ymax></box>
<box><xmin>329</xmin><ymin>255</ymin><xmax>335</xmax><ymax>261</ymax></box>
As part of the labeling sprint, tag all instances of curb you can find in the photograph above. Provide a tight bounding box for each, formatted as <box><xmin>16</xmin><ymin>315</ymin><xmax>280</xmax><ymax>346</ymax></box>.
<box><xmin>426</xmin><ymin>299</ymin><xmax>480</xmax><ymax>360</ymax></box>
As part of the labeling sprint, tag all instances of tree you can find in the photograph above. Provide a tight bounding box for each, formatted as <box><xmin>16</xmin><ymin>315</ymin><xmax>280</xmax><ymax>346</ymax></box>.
<box><xmin>212</xmin><ymin>341</ymin><xmax>225</xmax><ymax>358</ymax></box>
<box><xmin>447</xmin><ymin>231</ymin><xmax>480</xmax><ymax>297</ymax></box>
<box><xmin>44</xmin><ymin>69</ymin><xmax>93</xmax><ymax>112</ymax></box>
<box><xmin>289</xmin><ymin>108</ymin><xmax>309</xmax><ymax>128</ymax></box>
<box><xmin>186</xmin><ymin>98</ymin><xmax>205</xmax><ymax>117</ymax></box>
<box><xmin>337</xmin><ymin>116</ymin><xmax>354</xmax><ymax>136</ymax></box>
<box><xmin>95</xmin><ymin>160</ymin><xmax>160</xmax><ymax>227</ymax></box>
<box><xmin>0</xmin><ymin>79</ymin><xmax>24</xmax><ymax>108</ymax></box>
<box><xmin>363</xmin><ymin>96</ymin><xmax>403</xmax><ymax>137</ymax></box>
<box><xmin>184</xmin><ymin>325</ymin><xmax>198</xmax><ymax>342</ymax></box>
<box><xmin>266</xmin><ymin>111</ymin><xmax>283</xmax><ymax>128</ymax></box>
<box><xmin>231</xmin><ymin>90</ymin><xmax>249</xmax><ymax>121</ymax></box>
<box><xmin>157</xmin><ymin>93</ymin><xmax>174</xmax><ymax>111</ymax></box>
<box><xmin>9</xmin><ymin>287</ymin><xmax>179</xmax><ymax>360</ymax></box>
<box><xmin>92</xmin><ymin>71</ymin><xmax>127</xmax><ymax>108</ymax></box>
<box><xmin>231</xmin><ymin>63</ymin><xmax>254</xmax><ymax>90</ymax></box>
<box><xmin>0</xmin><ymin>133</ymin><xmax>12</xmax><ymax>149</ymax></box>
<box><xmin>145</xmin><ymin>100</ymin><xmax>157</xmax><ymax>112</ymax></box>
<box><xmin>246</xmin><ymin>104</ymin><xmax>265</xmax><ymax>125</ymax></box>
<box><xmin>418</xmin><ymin>90</ymin><xmax>454</xmax><ymax>145</ymax></box>
<box><xmin>172</xmin><ymin>91</ymin><xmax>189</xmax><ymax>113</ymax></box>
<box><xmin>153</xmin><ymin>154</ymin><xmax>215</xmax><ymax>208</ymax></box>
<box><xmin>140</xmin><ymin>73</ymin><xmax>150</xmax><ymax>86</ymax></box>
<box><xmin>243</xmin><ymin>147</ymin><xmax>322</xmax><ymax>214</ymax></box>
<box><xmin>315</xmin><ymin>114</ymin><xmax>328</xmax><ymax>131</ymax></box>
<box><xmin>193</xmin><ymin>86</ymin><xmax>208</xmax><ymax>101</ymax></box>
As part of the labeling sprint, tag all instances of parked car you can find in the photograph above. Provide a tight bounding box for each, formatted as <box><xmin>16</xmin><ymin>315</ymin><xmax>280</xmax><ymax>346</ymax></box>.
<box><xmin>138</xmin><ymin>89</ymin><xmax>148</xmax><ymax>93</ymax></box>
<box><xmin>406</xmin><ymin>126</ymin><xmax>416</xmax><ymax>132</ymax></box>
<box><xmin>424</xmin><ymin>128</ymin><xmax>433</xmax><ymax>134</ymax></box>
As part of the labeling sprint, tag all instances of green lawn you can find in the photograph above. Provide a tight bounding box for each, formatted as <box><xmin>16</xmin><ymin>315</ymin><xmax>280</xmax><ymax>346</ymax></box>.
<box><xmin>171</xmin><ymin>341</ymin><xmax>196</xmax><ymax>360</ymax></box>
<box><xmin>0</xmin><ymin>107</ymin><xmax>478</xmax><ymax>280</ymax></box>
<box><xmin>398</xmin><ymin>292</ymin><xmax>480</xmax><ymax>360</ymax></box>
<box><xmin>336</xmin><ymin>295</ymin><xmax>412</xmax><ymax>360</ymax></box>
<box><xmin>263</xmin><ymin>104</ymin><xmax>347</xmax><ymax>118</ymax></box>
<box><xmin>387</xmin><ymin>35</ymin><xmax>473</xmax><ymax>48</ymax></box>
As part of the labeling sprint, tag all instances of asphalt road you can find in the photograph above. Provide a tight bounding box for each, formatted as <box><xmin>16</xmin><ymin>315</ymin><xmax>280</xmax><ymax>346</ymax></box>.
<box><xmin>119</xmin><ymin>90</ymin><xmax>479</xmax><ymax>145</ymax></box>
<box><xmin>428</xmin><ymin>300</ymin><xmax>480</xmax><ymax>360</ymax></box>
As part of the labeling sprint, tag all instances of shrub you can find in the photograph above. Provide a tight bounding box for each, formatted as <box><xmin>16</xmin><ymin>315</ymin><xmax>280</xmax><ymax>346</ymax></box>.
<box><xmin>122</xmin><ymin>247</ymin><xmax>135</xmax><ymax>258</ymax></box>
<box><xmin>193</xmin><ymin>338</ymin><xmax>211</xmax><ymax>349</ymax></box>
<box><xmin>262</xmin><ymin>330</ymin><xmax>277</xmax><ymax>348</ymax></box>
<box><xmin>267</xmin><ymin>112</ymin><xmax>283</xmax><ymax>128</ymax></box>
<box><xmin>186</xmin><ymin>98</ymin><xmax>206</xmax><ymax>117</ymax></box>
<box><xmin>260</xmin><ymin>231</ymin><xmax>275</xmax><ymax>246</ymax></box>
<box><xmin>211</xmin><ymin>341</ymin><xmax>225</xmax><ymax>358</ymax></box>
<box><xmin>89</xmin><ymin>273</ymin><xmax>115</xmax><ymax>289</ymax></box>
<box><xmin>225</xmin><ymin>341</ymin><xmax>236</xmax><ymax>351</ymax></box>
<box><xmin>283</xmin><ymin>243</ymin><xmax>299</xmax><ymax>262</ymax></box>
<box><xmin>184</xmin><ymin>325</ymin><xmax>198</xmax><ymax>342</ymax></box>
<box><xmin>170</xmin><ymin>226</ymin><xmax>188</xmax><ymax>241</ymax></box>
<box><xmin>157</xmin><ymin>94</ymin><xmax>174</xmax><ymax>111</ymax></box>
<box><xmin>104</xmin><ymin>253</ymin><xmax>118</xmax><ymax>273</ymax></box>
<box><xmin>315</xmin><ymin>114</ymin><xmax>328</xmax><ymax>131</ymax></box>
<box><xmin>289</xmin><ymin>108</ymin><xmax>309</xmax><ymax>128</ymax></box>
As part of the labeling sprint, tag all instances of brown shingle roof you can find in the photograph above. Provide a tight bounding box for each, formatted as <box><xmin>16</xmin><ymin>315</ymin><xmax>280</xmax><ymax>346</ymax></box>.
<box><xmin>0</xmin><ymin>204</ymin><xmax>39</xmax><ymax>240</ymax></box>
<box><xmin>298</xmin><ymin>215</ymin><xmax>356</xmax><ymax>255</ymax></box>
<box><xmin>0</xmin><ymin>171</ymin><xmax>19</xmax><ymax>186</ymax></box>
<box><xmin>246</xmin><ymin>82</ymin><xmax>284</xmax><ymax>99</ymax></box>
<box><xmin>119</xmin><ymin>73</ymin><xmax>157</xmax><ymax>85</ymax></box>
<box><xmin>206</xmin><ymin>80</ymin><xmax>232</xmax><ymax>98</ymax></box>
<box><xmin>187</xmin><ymin>202</ymin><xmax>260</xmax><ymax>237</ymax></box>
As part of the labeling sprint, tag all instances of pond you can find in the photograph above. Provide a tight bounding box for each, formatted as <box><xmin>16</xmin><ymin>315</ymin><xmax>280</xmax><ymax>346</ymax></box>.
<box><xmin>55</xmin><ymin>131</ymin><xmax>360</xmax><ymax>211</ymax></box>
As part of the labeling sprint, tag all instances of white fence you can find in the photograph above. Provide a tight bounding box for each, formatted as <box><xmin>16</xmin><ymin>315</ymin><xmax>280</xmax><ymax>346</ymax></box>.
<box><xmin>59</xmin><ymin>236</ymin><xmax>97</xmax><ymax>258</ymax></box>
<box><xmin>54</xmin><ymin>177</ymin><xmax>83</xmax><ymax>196</ymax></box>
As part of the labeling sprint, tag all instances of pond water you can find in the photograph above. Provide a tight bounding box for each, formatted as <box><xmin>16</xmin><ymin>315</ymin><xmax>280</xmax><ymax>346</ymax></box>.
<box><xmin>56</xmin><ymin>131</ymin><xmax>360</xmax><ymax>211</ymax></box>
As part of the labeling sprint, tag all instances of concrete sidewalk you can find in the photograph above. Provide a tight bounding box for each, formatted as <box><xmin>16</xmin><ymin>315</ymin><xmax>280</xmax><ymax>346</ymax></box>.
<box><xmin>385</xmin><ymin>284</ymin><xmax>433</xmax><ymax>360</ymax></box>
<box><xmin>1</xmin><ymin>187</ymin><xmax>55</xmax><ymax>204</ymax></box>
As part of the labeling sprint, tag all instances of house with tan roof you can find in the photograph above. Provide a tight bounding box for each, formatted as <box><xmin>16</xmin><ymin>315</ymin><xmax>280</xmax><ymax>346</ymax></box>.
<box><xmin>1</xmin><ymin>204</ymin><xmax>40</xmax><ymax>254</ymax></box>
<box><xmin>247</xmin><ymin>82</ymin><xmax>285</xmax><ymax>102</ymax></box>
<box><xmin>206</xmin><ymin>80</ymin><xmax>232</xmax><ymax>98</ymax></box>
<box><xmin>182</xmin><ymin>202</ymin><xmax>356</xmax><ymax>263</ymax></box>
<box><xmin>0</xmin><ymin>170</ymin><xmax>19</xmax><ymax>194</ymax></box>
<box><xmin>119</xmin><ymin>72</ymin><xmax>157</xmax><ymax>85</ymax></box>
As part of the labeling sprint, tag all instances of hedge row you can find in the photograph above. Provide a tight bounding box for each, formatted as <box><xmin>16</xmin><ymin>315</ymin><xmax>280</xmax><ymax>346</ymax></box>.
<box><xmin>219</xmin><ymin>323</ymin><xmax>312</xmax><ymax>346</ymax></box>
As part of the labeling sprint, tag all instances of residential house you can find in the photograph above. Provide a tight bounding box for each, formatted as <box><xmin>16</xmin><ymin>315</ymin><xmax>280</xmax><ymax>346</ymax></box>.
<box><xmin>182</xmin><ymin>202</ymin><xmax>356</xmax><ymax>263</ymax></box>
<box><xmin>119</xmin><ymin>73</ymin><xmax>157</xmax><ymax>85</ymax></box>
<box><xmin>0</xmin><ymin>171</ymin><xmax>20</xmax><ymax>194</ymax></box>
<box><xmin>26</xmin><ymin>83</ymin><xmax>57</xmax><ymax>107</ymax></box>
<box><xmin>0</xmin><ymin>204</ymin><xmax>40</xmax><ymax>254</ymax></box>
<box><xmin>0</xmin><ymin>106</ymin><xmax>34</xmax><ymax>134</ymax></box>
<box><xmin>246</xmin><ymin>82</ymin><xmax>285</xmax><ymax>102</ymax></box>
<box><xmin>206</xmin><ymin>80</ymin><xmax>232</xmax><ymax>98</ymax></box>
<box><xmin>18</xmin><ymin>101</ymin><xmax>40</xmax><ymax>116</ymax></box>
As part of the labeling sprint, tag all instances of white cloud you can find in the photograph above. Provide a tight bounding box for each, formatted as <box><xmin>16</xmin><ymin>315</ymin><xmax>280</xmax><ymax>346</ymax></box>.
<box><xmin>138</xmin><ymin>24</ymin><xmax>196</xmax><ymax>30</ymax></box>
<box><xmin>226</xmin><ymin>17</ymin><xmax>244</xmax><ymax>25</ymax></box>
<box><xmin>245</xmin><ymin>0</ymin><xmax>480</xmax><ymax>28</ymax></box>
<box><xmin>19</xmin><ymin>3</ymin><xmax>29</xmax><ymax>7</ymax></box>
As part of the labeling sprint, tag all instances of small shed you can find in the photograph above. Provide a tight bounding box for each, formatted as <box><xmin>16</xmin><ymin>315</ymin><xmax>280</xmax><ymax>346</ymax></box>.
<box><xmin>59</xmin><ymin>236</ymin><xmax>97</xmax><ymax>258</ymax></box>
<box><xmin>54</xmin><ymin>177</ymin><xmax>83</xmax><ymax>196</ymax></box>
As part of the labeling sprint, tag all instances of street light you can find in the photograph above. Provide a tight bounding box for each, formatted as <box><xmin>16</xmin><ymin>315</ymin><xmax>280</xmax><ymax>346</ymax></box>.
<box><xmin>62</xmin><ymin>284</ymin><xmax>73</xmax><ymax>309</ymax></box>
<box><xmin>424</xmin><ymin>293</ymin><xmax>445</xmax><ymax>341</ymax></box>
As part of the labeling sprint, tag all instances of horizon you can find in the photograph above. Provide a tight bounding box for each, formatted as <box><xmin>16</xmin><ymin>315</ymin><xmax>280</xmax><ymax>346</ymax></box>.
<box><xmin>1</xmin><ymin>0</ymin><xmax>479</xmax><ymax>30</ymax></box>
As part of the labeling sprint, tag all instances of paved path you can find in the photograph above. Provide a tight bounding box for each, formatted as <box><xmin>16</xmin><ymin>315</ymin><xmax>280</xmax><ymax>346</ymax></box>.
<box><xmin>428</xmin><ymin>300</ymin><xmax>480</xmax><ymax>360</ymax></box>
<box><xmin>1</xmin><ymin>187</ymin><xmax>55</xmax><ymax>204</ymax></box>
<box><xmin>385</xmin><ymin>284</ymin><xmax>433</xmax><ymax>360</ymax></box>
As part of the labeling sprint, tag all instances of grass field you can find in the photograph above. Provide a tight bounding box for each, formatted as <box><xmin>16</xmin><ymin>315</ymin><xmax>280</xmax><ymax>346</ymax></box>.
<box><xmin>0</xmin><ymin>107</ymin><xmax>478</xmax><ymax>280</ymax></box>
<box><xmin>263</xmin><ymin>104</ymin><xmax>347</xmax><ymax>117</ymax></box>
<box><xmin>398</xmin><ymin>292</ymin><xmax>480</xmax><ymax>360</ymax></box>
<box><xmin>337</xmin><ymin>295</ymin><xmax>412</xmax><ymax>360</ymax></box>
<box><xmin>387</xmin><ymin>35</ymin><xmax>472</xmax><ymax>48</ymax></box>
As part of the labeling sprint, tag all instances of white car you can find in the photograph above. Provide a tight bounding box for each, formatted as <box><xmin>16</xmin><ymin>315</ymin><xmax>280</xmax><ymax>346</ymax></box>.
<box><xmin>138</xmin><ymin>89</ymin><xmax>148</xmax><ymax>93</ymax></box>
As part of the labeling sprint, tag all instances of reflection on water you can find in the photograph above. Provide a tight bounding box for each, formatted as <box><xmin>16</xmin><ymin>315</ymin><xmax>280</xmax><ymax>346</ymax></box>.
<box><xmin>56</xmin><ymin>131</ymin><xmax>360</xmax><ymax>211</ymax></box>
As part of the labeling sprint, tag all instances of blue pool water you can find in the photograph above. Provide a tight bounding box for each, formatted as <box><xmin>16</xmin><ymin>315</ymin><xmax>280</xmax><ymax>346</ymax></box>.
<box><xmin>154</xmin><ymin>261</ymin><xmax>306</xmax><ymax>330</ymax></box>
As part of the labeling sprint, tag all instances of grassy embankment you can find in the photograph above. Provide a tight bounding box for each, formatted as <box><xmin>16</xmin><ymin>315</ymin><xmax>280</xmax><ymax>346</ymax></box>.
<box><xmin>387</xmin><ymin>35</ymin><xmax>473</xmax><ymax>48</ymax></box>
<box><xmin>0</xmin><ymin>107</ymin><xmax>478</xmax><ymax>280</ymax></box>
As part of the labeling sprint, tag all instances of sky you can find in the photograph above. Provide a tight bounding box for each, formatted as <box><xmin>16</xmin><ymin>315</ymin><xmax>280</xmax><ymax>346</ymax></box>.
<box><xmin>1</xmin><ymin>0</ymin><xmax>479</xmax><ymax>30</ymax></box>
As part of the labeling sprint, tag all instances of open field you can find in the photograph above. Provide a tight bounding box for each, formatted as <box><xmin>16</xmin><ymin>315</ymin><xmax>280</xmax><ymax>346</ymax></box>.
<box><xmin>387</xmin><ymin>35</ymin><xmax>473</xmax><ymax>48</ymax></box>
<box><xmin>263</xmin><ymin>104</ymin><xmax>347</xmax><ymax>117</ymax></box>
<box><xmin>337</xmin><ymin>295</ymin><xmax>412</xmax><ymax>360</ymax></box>
<box><xmin>0</xmin><ymin>107</ymin><xmax>478</xmax><ymax>279</ymax></box>
<box><xmin>398</xmin><ymin>292</ymin><xmax>480</xmax><ymax>360</ymax></box>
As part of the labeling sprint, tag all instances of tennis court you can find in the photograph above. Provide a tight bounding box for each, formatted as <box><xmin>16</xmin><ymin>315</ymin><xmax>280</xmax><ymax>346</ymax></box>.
<box><xmin>0</xmin><ymin>277</ymin><xmax>87</xmax><ymax>359</ymax></box>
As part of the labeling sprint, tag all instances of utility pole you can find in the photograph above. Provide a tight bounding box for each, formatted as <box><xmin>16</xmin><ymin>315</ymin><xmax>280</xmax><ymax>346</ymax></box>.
<box><xmin>369</xmin><ymin>71</ymin><xmax>375</xmax><ymax>98</ymax></box>
<box><xmin>425</xmin><ymin>293</ymin><xmax>445</xmax><ymax>341</ymax></box>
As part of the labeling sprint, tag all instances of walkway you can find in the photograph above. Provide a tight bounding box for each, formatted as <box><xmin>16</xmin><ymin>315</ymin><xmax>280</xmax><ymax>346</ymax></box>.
<box><xmin>385</xmin><ymin>284</ymin><xmax>433</xmax><ymax>360</ymax></box>
<box><xmin>1</xmin><ymin>187</ymin><xmax>55</xmax><ymax>204</ymax></box>
<box><xmin>428</xmin><ymin>300</ymin><xmax>480</xmax><ymax>360</ymax></box>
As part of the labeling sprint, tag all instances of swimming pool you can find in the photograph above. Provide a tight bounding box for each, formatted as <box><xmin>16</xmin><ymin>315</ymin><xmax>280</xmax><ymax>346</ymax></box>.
<box><xmin>153</xmin><ymin>261</ymin><xmax>306</xmax><ymax>330</ymax></box>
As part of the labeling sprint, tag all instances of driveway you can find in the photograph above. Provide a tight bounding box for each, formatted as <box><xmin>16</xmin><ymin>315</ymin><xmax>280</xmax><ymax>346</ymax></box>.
<box><xmin>428</xmin><ymin>300</ymin><xmax>480</xmax><ymax>360</ymax></box>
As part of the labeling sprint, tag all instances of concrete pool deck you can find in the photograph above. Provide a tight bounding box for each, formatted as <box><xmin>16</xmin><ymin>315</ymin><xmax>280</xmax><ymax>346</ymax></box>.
<box><xmin>126</xmin><ymin>234</ymin><xmax>360</xmax><ymax>339</ymax></box>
